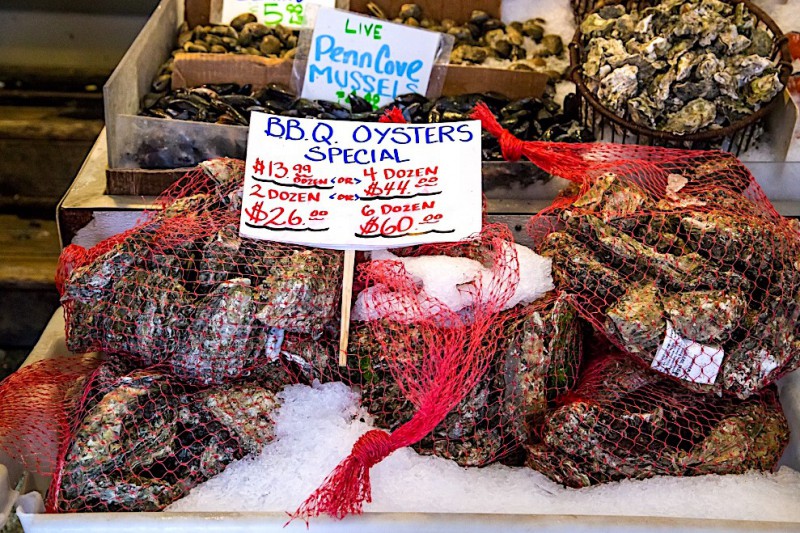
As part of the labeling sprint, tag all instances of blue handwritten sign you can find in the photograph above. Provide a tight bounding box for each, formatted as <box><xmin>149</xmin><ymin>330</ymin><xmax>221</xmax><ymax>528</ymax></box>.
<box><xmin>300</xmin><ymin>8</ymin><xmax>441</xmax><ymax>108</ymax></box>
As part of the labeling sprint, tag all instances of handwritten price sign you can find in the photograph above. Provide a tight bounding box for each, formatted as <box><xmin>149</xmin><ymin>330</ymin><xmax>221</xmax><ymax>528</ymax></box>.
<box><xmin>215</xmin><ymin>0</ymin><xmax>336</xmax><ymax>29</ymax></box>
<box><xmin>300</xmin><ymin>8</ymin><xmax>442</xmax><ymax>109</ymax></box>
<box><xmin>239</xmin><ymin>112</ymin><xmax>482</xmax><ymax>249</ymax></box>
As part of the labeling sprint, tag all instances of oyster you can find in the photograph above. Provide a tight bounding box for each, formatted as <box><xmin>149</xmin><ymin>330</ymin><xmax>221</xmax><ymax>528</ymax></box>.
<box><xmin>597</xmin><ymin>65</ymin><xmax>640</xmax><ymax>115</ymax></box>
<box><xmin>198</xmin><ymin>224</ymin><xmax>245</xmax><ymax>287</ymax></box>
<box><xmin>674</xmin><ymin>51</ymin><xmax>698</xmax><ymax>82</ymax></box>
<box><xmin>605</xmin><ymin>284</ymin><xmax>665</xmax><ymax>357</ymax></box>
<box><xmin>745</xmin><ymin>71</ymin><xmax>782</xmax><ymax>107</ymax></box>
<box><xmin>540</xmin><ymin>231</ymin><xmax>627</xmax><ymax>303</ymax></box>
<box><xmin>63</xmin><ymin>242</ymin><xmax>138</xmax><ymax>303</ymax></box>
<box><xmin>718</xmin><ymin>24</ymin><xmax>751</xmax><ymax>55</ymax></box>
<box><xmin>671</xmin><ymin>398</ymin><xmax>790</xmax><ymax>474</ymax></box>
<box><xmin>255</xmin><ymin>249</ymin><xmax>343</xmax><ymax>335</ymax></box>
<box><xmin>172</xmin><ymin>278</ymin><xmax>263</xmax><ymax>385</ymax></box>
<box><xmin>663</xmin><ymin>98</ymin><xmax>716</xmax><ymax>134</ymax></box>
<box><xmin>581</xmin><ymin>13</ymin><xmax>616</xmax><ymax>37</ymax></box>
<box><xmin>502</xmin><ymin>293</ymin><xmax>583</xmax><ymax>443</ymax></box>
<box><xmin>661</xmin><ymin>290</ymin><xmax>746</xmax><ymax>343</ymax></box>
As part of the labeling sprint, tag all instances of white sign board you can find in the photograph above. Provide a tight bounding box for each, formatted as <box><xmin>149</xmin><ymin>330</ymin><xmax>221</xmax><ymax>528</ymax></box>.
<box><xmin>300</xmin><ymin>7</ymin><xmax>441</xmax><ymax>109</ymax></box>
<box><xmin>239</xmin><ymin>112</ymin><xmax>482</xmax><ymax>249</ymax></box>
<box><xmin>215</xmin><ymin>0</ymin><xmax>335</xmax><ymax>28</ymax></box>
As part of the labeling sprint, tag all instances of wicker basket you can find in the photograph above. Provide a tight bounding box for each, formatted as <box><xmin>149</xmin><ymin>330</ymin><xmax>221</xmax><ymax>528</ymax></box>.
<box><xmin>569</xmin><ymin>0</ymin><xmax>793</xmax><ymax>154</ymax></box>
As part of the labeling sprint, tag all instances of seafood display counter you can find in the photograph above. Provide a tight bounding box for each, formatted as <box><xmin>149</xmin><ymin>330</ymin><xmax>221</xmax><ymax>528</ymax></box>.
<box><xmin>4</xmin><ymin>0</ymin><xmax>800</xmax><ymax>532</ymax></box>
<box><xmin>1</xmin><ymin>308</ymin><xmax>799</xmax><ymax>532</ymax></box>
<box><xmin>2</xmin><ymin>125</ymin><xmax>797</xmax><ymax>532</ymax></box>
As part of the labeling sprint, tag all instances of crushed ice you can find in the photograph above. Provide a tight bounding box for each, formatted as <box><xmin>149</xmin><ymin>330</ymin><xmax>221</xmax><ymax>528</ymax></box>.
<box><xmin>167</xmin><ymin>381</ymin><xmax>800</xmax><ymax>522</ymax></box>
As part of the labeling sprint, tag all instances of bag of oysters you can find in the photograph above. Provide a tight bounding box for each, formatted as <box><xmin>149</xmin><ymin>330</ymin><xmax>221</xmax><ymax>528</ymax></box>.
<box><xmin>527</xmin><ymin>348</ymin><xmax>789</xmax><ymax>488</ymax></box>
<box><xmin>473</xmin><ymin>103</ymin><xmax>800</xmax><ymax>400</ymax></box>
<box><xmin>0</xmin><ymin>353</ymin><xmax>296</xmax><ymax>512</ymax></box>
<box><xmin>292</xmin><ymin>221</ymin><xmax>582</xmax><ymax>520</ymax></box>
<box><xmin>326</xmin><ymin>224</ymin><xmax>581</xmax><ymax>469</ymax></box>
<box><xmin>57</xmin><ymin>159</ymin><xmax>345</xmax><ymax>386</ymax></box>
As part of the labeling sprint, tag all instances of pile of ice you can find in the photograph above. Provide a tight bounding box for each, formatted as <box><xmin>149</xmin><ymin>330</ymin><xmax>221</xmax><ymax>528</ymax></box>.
<box><xmin>352</xmin><ymin>243</ymin><xmax>554</xmax><ymax>323</ymax></box>
<box><xmin>167</xmin><ymin>381</ymin><xmax>800</xmax><ymax>522</ymax></box>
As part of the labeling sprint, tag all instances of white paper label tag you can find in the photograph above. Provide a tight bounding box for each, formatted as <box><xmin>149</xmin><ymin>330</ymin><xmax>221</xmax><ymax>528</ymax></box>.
<box><xmin>300</xmin><ymin>7</ymin><xmax>441</xmax><ymax>108</ymax></box>
<box><xmin>651</xmin><ymin>322</ymin><xmax>723</xmax><ymax>385</ymax></box>
<box><xmin>215</xmin><ymin>0</ymin><xmax>336</xmax><ymax>29</ymax></box>
<box><xmin>239</xmin><ymin>112</ymin><xmax>482</xmax><ymax>249</ymax></box>
<box><xmin>264</xmin><ymin>327</ymin><xmax>285</xmax><ymax>361</ymax></box>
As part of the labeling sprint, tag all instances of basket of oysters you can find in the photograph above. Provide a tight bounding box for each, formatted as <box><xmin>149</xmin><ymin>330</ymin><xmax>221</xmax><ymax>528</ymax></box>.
<box><xmin>570</xmin><ymin>0</ymin><xmax>792</xmax><ymax>152</ymax></box>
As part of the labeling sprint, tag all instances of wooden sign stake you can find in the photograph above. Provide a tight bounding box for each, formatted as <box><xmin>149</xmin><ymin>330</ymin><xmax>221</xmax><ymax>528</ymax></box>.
<box><xmin>338</xmin><ymin>249</ymin><xmax>356</xmax><ymax>366</ymax></box>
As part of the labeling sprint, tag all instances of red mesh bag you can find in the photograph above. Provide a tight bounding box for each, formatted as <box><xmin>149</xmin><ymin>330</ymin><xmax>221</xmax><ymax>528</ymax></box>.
<box><xmin>0</xmin><ymin>356</ymin><xmax>101</xmax><ymax>477</ymax></box>
<box><xmin>293</xmin><ymin>223</ymin><xmax>581</xmax><ymax>520</ymax></box>
<box><xmin>58</xmin><ymin>159</ymin><xmax>344</xmax><ymax>385</ymax></box>
<box><xmin>45</xmin><ymin>356</ymin><xmax>295</xmax><ymax>512</ymax></box>
<box><xmin>526</xmin><ymin>351</ymin><xmax>789</xmax><ymax>487</ymax></box>
<box><xmin>337</xmin><ymin>228</ymin><xmax>583</xmax><ymax>467</ymax></box>
<box><xmin>473</xmin><ymin>103</ymin><xmax>800</xmax><ymax>399</ymax></box>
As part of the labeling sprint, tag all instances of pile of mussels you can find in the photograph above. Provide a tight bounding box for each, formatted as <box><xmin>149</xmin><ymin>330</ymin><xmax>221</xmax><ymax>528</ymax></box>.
<box><xmin>579</xmin><ymin>0</ymin><xmax>785</xmax><ymax>134</ymax></box>
<box><xmin>140</xmin><ymin>83</ymin><xmax>593</xmax><ymax>161</ymax></box>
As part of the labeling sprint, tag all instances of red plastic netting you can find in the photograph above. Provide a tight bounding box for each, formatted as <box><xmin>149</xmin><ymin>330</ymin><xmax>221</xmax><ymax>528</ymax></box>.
<box><xmin>46</xmin><ymin>356</ymin><xmax>295</xmax><ymax>512</ymax></box>
<box><xmin>292</xmin><ymin>223</ymin><xmax>574</xmax><ymax>520</ymax></box>
<box><xmin>0</xmin><ymin>356</ymin><xmax>101</xmax><ymax>477</ymax></box>
<box><xmin>59</xmin><ymin>159</ymin><xmax>344</xmax><ymax>386</ymax></box>
<box><xmin>527</xmin><ymin>350</ymin><xmax>789</xmax><ymax>487</ymax></box>
<box><xmin>473</xmin><ymin>103</ymin><xmax>800</xmax><ymax>399</ymax></box>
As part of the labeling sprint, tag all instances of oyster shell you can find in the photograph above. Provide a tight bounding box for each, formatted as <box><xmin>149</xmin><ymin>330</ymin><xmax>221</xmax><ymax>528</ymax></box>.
<box><xmin>661</xmin><ymin>290</ymin><xmax>746</xmax><ymax>343</ymax></box>
<box><xmin>503</xmin><ymin>293</ymin><xmax>583</xmax><ymax>443</ymax></box>
<box><xmin>172</xmin><ymin>278</ymin><xmax>262</xmax><ymax>385</ymax></box>
<box><xmin>605</xmin><ymin>284</ymin><xmax>665</xmax><ymax>357</ymax></box>
<box><xmin>663</xmin><ymin>98</ymin><xmax>716</xmax><ymax>134</ymax></box>
<box><xmin>254</xmin><ymin>249</ymin><xmax>343</xmax><ymax>335</ymax></box>
<box><xmin>745</xmin><ymin>71</ymin><xmax>782</xmax><ymax>107</ymax></box>
<box><xmin>597</xmin><ymin>65</ymin><xmax>640</xmax><ymax>115</ymax></box>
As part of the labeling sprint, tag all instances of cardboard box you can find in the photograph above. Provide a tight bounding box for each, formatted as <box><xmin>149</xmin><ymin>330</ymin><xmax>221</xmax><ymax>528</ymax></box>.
<box><xmin>171</xmin><ymin>54</ymin><xmax>295</xmax><ymax>90</ymax></box>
